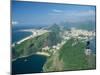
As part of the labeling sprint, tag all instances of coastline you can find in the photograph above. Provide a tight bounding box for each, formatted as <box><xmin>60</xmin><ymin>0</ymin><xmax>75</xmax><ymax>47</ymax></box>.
<box><xmin>36</xmin><ymin>52</ymin><xmax>50</xmax><ymax>57</ymax></box>
<box><xmin>12</xmin><ymin>52</ymin><xmax>50</xmax><ymax>62</ymax></box>
<box><xmin>12</xmin><ymin>29</ymin><xmax>50</xmax><ymax>62</ymax></box>
<box><xmin>12</xmin><ymin>29</ymin><xmax>49</xmax><ymax>46</ymax></box>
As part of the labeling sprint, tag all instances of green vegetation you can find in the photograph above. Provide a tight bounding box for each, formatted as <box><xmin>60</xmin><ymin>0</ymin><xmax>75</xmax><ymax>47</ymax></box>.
<box><xmin>12</xmin><ymin>24</ymin><xmax>96</xmax><ymax>72</ymax></box>
<box><xmin>12</xmin><ymin>24</ymin><xmax>62</xmax><ymax>59</ymax></box>
<box><xmin>47</xmin><ymin>31</ymin><xmax>61</xmax><ymax>46</ymax></box>
<box><xmin>43</xmin><ymin>51</ymin><xmax>64</xmax><ymax>72</ymax></box>
<box><xmin>49</xmin><ymin>24</ymin><xmax>61</xmax><ymax>33</ymax></box>
<box><xmin>43</xmin><ymin>38</ymin><xmax>95</xmax><ymax>72</ymax></box>
<box><xmin>86</xmin><ymin>54</ymin><xmax>96</xmax><ymax>69</ymax></box>
<box><xmin>12</xmin><ymin>32</ymin><xmax>49</xmax><ymax>59</ymax></box>
<box><xmin>48</xmin><ymin>24</ymin><xmax>62</xmax><ymax>46</ymax></box>
<box><xmin>59</xmin><ymin>39</ymin><xmax>88</xmax><ymax>70</ymax></box>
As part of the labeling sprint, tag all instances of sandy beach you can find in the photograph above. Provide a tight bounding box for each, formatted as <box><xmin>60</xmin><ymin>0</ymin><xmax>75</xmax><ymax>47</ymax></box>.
<box><xmin>36</xmin><ymin>52</ymin><xmax>50</xmax><ymax>57</ymax></box>
<box><xmin>12</xmin><ymin>29</ymin><xmax>49</xmax><ymax>46</ymax></box>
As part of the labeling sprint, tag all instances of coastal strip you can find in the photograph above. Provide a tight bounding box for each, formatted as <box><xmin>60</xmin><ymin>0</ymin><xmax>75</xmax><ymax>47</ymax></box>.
<box><xmin>12</xmin><ymin>52</ymin><xmax>50</xmax><ymax>62</ymax></box>
<box><xmin>36</xmin><ymin>52</ymin><xmax>50</xmax><ymax>57</ymax></box>
<box><xmin>12</xmin><ymin>29</ymin><xmax>49</xmax><ymax>46</ymax></box>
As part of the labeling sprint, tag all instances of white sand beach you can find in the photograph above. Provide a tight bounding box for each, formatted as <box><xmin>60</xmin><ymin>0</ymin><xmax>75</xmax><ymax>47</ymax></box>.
<box><xmin>36</xmin><ymin>52</ymin><xmax>50</xmax><ymax>57</ymax></box>
<box><xmin>12</xmin><ymin>29</ymin><xmax>49</xmax><ymax>46</ymax></box>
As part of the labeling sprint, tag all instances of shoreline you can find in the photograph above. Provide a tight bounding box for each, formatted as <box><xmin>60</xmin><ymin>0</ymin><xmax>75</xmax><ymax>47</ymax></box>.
<box><xmin>12</xmin><ymin>29</ymin><xmax>50</xmax><ymax>62</ymax></box>
<box><xmin>12</xmin><ymin>52</ymin><xmax>50</xmax><ymax>62</ymax></box>
<box><xmin>12</xmin><ymin>29</ymin><xmax>49</xmax><ymax>46</ymax></box>
<box><xmin>36</xmin><ymin>52</ymin><xmax>50</xmax><ymax>57</ymax></box>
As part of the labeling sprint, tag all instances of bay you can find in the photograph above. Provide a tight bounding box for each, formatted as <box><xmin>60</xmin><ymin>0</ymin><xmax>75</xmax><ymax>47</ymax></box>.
<box><xmin>12</xmin><ymin>54</ymin><xmax>47</xmax><ymax>74</ymax></box>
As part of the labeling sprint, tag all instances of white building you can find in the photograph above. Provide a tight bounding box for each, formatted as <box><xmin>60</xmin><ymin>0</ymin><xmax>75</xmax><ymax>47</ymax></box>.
<box><xmin>42</xmin><ymin>46</ymin><xmax>50</xmax><ymax>51</ymax></box>
<box><xmin>85</xmin><ymin>49</ymin><xmax>92</xmax><ymax>56</ymax></box>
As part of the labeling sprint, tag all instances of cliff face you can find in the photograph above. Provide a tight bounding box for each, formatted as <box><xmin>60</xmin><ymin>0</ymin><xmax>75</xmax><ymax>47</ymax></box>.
<box><xmin>43</xmin><ymin>38</ymin><xmax>96</xmax><ymax>72</ymax></box>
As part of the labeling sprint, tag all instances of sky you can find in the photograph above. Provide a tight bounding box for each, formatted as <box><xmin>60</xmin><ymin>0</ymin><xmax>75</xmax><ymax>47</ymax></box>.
<box><xmin>12</xmin><ymin>1</ymin><xmax>96</xmax><ymax>25</ymax></box>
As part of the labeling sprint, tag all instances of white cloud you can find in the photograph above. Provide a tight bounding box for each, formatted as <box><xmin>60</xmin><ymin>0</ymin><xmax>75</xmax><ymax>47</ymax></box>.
<box><xmin>48</xmin><ymin>9</ymin><xmax>64</xmax><ymax>16</ymax></box>
<box><xmin>52</xmin><ymin>9</ymin><xmax>63</xmax><ymax>13</ymax></box>
<box><xmin>12</xmin><ymin>21</ymin><xmax>18</xmax><ymax>25</ymax></box>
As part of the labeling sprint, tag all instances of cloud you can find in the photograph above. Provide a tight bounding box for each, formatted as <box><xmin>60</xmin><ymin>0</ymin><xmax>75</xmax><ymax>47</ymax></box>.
<box><xmin>48</xmin><ymin>9</ymin><xmax>64</xmax><ymax>15</ymax></box>
<box><xmin>12</xmin><ymin>21</ymin><xmax>18</xmax><ymax>25</ymax></box>
<box><xmin>52</xmin><ymin>9</ymin><xmax>63</xmax><ymax>13</ymax></box>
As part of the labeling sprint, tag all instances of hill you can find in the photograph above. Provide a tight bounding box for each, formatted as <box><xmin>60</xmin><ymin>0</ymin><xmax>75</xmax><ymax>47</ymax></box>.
<box><xmin>43</xmin><ymin>38</ymin><xmax>96</xmax><ymax>72</ymax></box>
<box><xmin>12</xmin><ymin>24</ymin><xmax>62</xmax><ymax>60</ymax></box>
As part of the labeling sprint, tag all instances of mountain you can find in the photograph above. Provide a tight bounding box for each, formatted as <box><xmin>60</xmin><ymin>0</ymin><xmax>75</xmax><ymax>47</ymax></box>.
<box><xmin>47</xmin><ymin>24</ymin><xmax>62</xmax><ymax>46</ymax></box>
<box><xmin>12</xmin><ymin>24</ymin><xmax>62</xmax><ymax>59</ymax></box>
<box><xmin>43</xmin><ymin>38</ymin><xmax>96</xmax><ymax>72</ymax></box>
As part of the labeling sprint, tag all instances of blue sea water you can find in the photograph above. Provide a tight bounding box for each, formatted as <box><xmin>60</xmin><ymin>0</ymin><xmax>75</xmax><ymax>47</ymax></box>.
<box><xmin>12</xmin><ymin>54</ymin><xmax>47</xmax><ymax>74</ymax></box>
<box><xmin>12</xmin><ymin>31</ymin><xmax>32</xmax><ymax>43</ymax></box>
<box><xmin>12</xmin><ymin>25</ymin><xmax>32</xmax><ymax>43</ymax></box>
<box><xmin>12</xmin><ymin>25</ymin><xmax>47</xmax><ymax>44</ymax></box>
<box><xmin>12</xmin><ymin>25</ymin><xmax>47</xmax><ymax>74</ymax></box>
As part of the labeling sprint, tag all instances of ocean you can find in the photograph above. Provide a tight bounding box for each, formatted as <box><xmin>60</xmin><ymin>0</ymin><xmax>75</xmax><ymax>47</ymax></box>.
<box><xmin>12</xmin><ymin>31</ymin><xmax>32</xmax><ymax>43</ymax></box>
<box><xmin>12</xmin><ymin>54</ymin><xmax>47</xmax><ymax>74</ymax></box>
<box><xmin>12</xmin><ymin>25</ymin><xmax>46</xmax><ymax>44</ymax></box>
